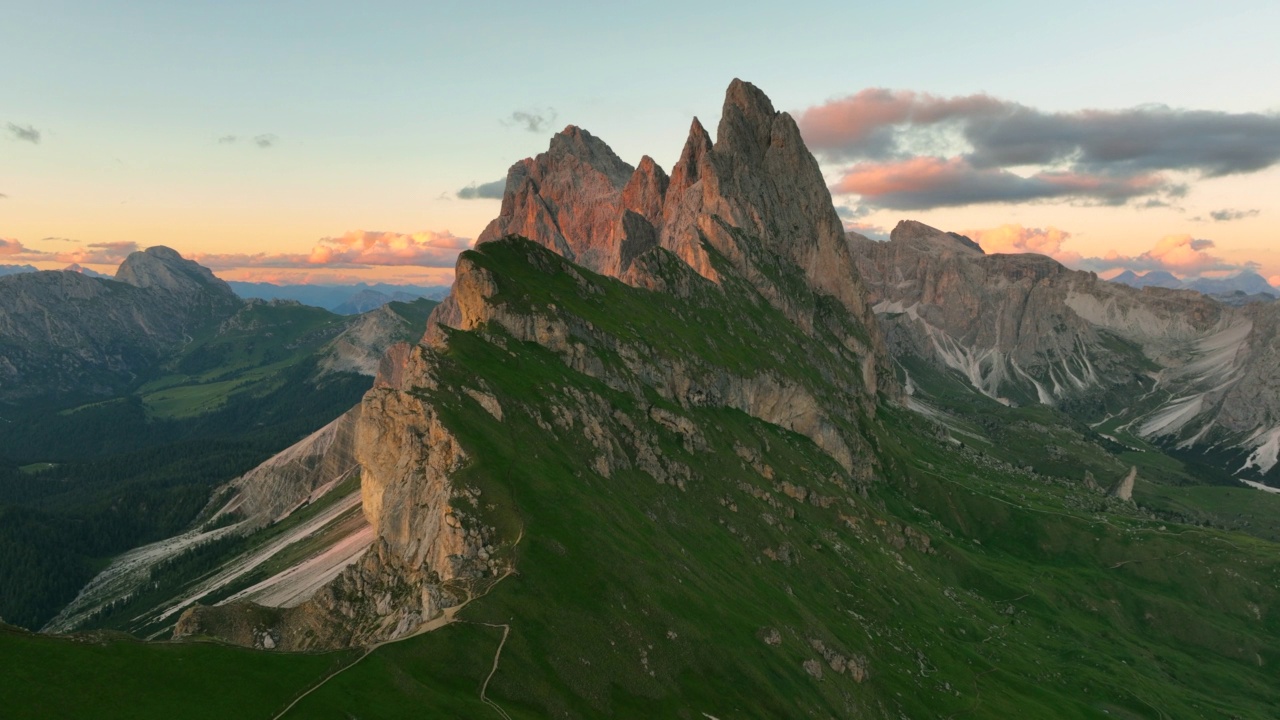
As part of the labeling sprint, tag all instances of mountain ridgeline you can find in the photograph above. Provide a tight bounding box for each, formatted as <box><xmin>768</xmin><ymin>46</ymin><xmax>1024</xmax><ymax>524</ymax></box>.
<box><xmin>0</xmin><ymin>247</ymin><xmax>241</xmax><ymax>402</ymax></box>
<box><xmin>851</xmin><ymin>221</ymin><xmax>1280</xmax><ymax>482</ymax></box>
<box><xmin>7</xmin><ymin>80</ymin><xmax>1280</xmax><ymax>719</ymax></box>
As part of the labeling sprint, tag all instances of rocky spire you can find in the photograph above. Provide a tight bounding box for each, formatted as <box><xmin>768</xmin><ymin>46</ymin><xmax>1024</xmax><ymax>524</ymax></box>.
<box><xmin>476</xmin><ymin>125</ymin><xmax>639</xmax><ymax>276</ymax></box>
<box><xmin>434</xmin><ymin>79</ymin><xmax>893</xmax><ymax>396</ymax></box>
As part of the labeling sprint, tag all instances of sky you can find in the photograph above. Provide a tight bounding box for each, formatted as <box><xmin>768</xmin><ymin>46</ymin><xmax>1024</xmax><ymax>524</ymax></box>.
<box><xmin>2</xmin><ymin>0</ymin><xmax>1279</xmax><ymax>286</ymax></box>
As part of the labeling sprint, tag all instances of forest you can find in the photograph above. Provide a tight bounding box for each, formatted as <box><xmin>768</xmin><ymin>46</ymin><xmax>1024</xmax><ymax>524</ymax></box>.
<box><xmin>0</xmin><ymin>361</ymin><xmax>369</xmax><ymax>630</ymax></box>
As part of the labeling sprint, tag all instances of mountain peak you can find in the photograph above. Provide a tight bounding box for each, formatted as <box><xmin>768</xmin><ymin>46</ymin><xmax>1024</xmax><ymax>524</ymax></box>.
<box><xmin>438</xmin><ymin>79</ymin><xmax>891</xmax><ymax>397</ymax></box>
<box><xmin>545</xmin><ymin>124</ymin><xmax>633</xmax><ymax>187</ymax></box>
<box><xmin>890</xmin><ymin>220</ymin><xmax>985</xmax><ymax>255</ymax></box>
<box><xmin>116</xmin><ymin>246</ymin><xmax>237</xmax><ymax>301</ymax></box>
<box><xmin>715</xmin><ymin>78</ymin><xmax>780</xmax><ymax>159</ymax></box>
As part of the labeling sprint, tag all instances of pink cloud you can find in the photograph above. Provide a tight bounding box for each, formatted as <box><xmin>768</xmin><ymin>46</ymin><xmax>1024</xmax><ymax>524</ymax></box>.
<box><xmin>216</xmin><ymin>267</ymin><xmax>456</xmax><ymax>286</ymax></box>
<box><xmin>57</xmin><ymin>242</ymin><xmax>140</xmax><ymax>265</ymax></box>
<box><xmin>1270</xmin><ymin>275</ymin><xmax>1280</xmax><ymax>288</ymax></box>
<box><xmin>796</xmin><ymin>89</ymin><xmax>1005</xmax><ymax>157</ymax></box>
<box><xmin>955</xmin><ymin>226</ymin><xmax>1261</xmax><ymax>280</ymax></box>
<box><xmin>0</xmin><ymin>238</ymin><xmax>138</xmax><ymax>265</ymax></box>
<box><xmin>797</xmin><ymin>87</ymin><xmax>1280</xmax><ymax>212</ymax></box>
<box><xmin>194</xmin><ymin>230</ymin><xmax>472</xmax><ymax>271</ymax></box>
<box><xmin>965</xmin><ymin>225</ymin><xmax>1082</xmax><ymax>265</ymax></box>
<box><xmin>1072</xmin><ymin>234</ymin><xmax>1248</xmax><ymax>276</ymax></box>
<box><xmin>831</xmin><ymin>156</ymin><xmax>1164</xmax><ymax>209</ymax></box>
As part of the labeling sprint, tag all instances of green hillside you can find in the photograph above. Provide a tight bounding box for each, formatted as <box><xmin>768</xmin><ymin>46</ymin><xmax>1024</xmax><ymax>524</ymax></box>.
<box><xmin>3</xmin><ymin>239</ymin><xmax>1276</xmax><ymax>719</ymax></box>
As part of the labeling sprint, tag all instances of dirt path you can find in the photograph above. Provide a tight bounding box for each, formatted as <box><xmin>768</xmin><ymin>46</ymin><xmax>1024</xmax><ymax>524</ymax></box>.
<box><xmin>475</xmin><ymin>622</ymin><xmax>513</xmax><ymax>720</ymax></box>
<box><xmin>272</xmin><ymin>527</ymin><xmax>524</xmax><ymax>719</ymax></box>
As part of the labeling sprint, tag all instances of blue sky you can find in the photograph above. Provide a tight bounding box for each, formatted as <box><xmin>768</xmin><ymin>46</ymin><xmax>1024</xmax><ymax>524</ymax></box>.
<box><xmin>3</xmin><ymin>0</ymin><xmax>1278</xmax><ymax>284</ymax></box>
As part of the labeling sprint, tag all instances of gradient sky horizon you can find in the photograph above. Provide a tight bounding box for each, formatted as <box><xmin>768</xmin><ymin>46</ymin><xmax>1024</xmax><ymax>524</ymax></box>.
<box><xmin>3</xmin><ymin>0</ymin><xmax>1279</xmax><ymax>286</ymax></box>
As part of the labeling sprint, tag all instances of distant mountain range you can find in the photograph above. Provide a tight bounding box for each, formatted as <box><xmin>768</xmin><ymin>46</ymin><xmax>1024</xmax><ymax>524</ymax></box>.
<box><xmin>0</xmin><ymin>263</ymin><xmax>39</xmax><ymax>277</ymax></box>
<box><xmin>1110</xmin><ymin>268</ymin><xmax>1278</xmax><ymax>301</ymax></box>
<box><xmin>0</xmin><ymin>263</ymin><xmax>448</xmax><ymax>314</ymax></box>
<box><xmin>227</xmin><ymin>281</ymin><xmax>450</xmax><ymax>313</ymax></box>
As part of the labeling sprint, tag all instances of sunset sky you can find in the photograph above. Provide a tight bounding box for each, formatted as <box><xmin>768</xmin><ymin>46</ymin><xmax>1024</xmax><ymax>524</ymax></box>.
<box><xmin>3</xmin><ymin>1</ymin><xmax>1278</xmax><ymax>286</ymax></box>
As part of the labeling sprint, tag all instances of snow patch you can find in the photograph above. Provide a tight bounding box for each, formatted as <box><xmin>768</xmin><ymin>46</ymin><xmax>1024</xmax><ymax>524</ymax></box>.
<box><xmin>1240</xmin><ymin>479</ymin><xmax>1280</xmax><ymax>495</ymax></box>
<box><xmin>1239</xmin><ymin>426</ymin><xmax>1280</xmax><ymax>475</ymax></box>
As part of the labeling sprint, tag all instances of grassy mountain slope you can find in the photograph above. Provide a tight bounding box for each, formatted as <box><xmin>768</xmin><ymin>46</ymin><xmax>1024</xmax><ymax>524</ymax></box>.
<box><xmin>3</xmin><ymin>239</ymin><xmax>1278</xmax><ymax>719</ymax></box>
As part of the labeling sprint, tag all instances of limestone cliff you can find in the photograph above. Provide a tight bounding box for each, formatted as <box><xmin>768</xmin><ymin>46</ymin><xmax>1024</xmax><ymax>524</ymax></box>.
<box><xmin>850</xmin><ymin>220</ymin><xmax>1280</xmax><ymax>478</ymax></box>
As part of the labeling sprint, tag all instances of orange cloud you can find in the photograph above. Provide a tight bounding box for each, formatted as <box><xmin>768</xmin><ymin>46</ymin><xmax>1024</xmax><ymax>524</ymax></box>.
<box><xmin>306</xmin><ymin>230</ymin><xmax>470</xmax><ymax>266</ymax></box>
<box><xmin>965</xmin><ymin>225</ymin><xmax>1081</xmax><ymax>264</ymax></box>
<box><xmin>194</xmin><ymin>230</ymin><xmax>472</xmax><ymax>271</ymax></box>
<box><xmin>215</xmin><ymin>267</ymin><xmax>456</xmax><ymax>286</ymax></box>
<box><xmin>1072</xmin><ymin>234</ymin><xmax>1248</xmax><ymax>276</ymax></box>
<box><xmin>1138</xmin><ymin>234</ymin><xmax>1222</xmax><ymax>274</ymax></box>
<box><xmin>0</xmin><ymin>238</ymin><xmax>138</xmax><ymax>265</ymax></box>
<box><xmin>957</xmin><ymin>227</ymin><xmax>1261</xmax><ymax>280</ymax></box>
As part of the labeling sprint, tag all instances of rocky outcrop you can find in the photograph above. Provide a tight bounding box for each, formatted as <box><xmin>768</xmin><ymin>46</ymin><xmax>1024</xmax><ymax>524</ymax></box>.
<box><xmin>319</xmin><ymin>302</ymin><xmax>429</xmax><ymax>377</ymax></box>
<box><xmin>1109</xmin><ymin>466</ymin><xmax>1138</xmax><ymax>501</ymax></box>
<box><xmin>464</xmin><ymin>78</ymin><xmax>892</xmax><ymax>400</ymax></box>
<box><xmin>210</xmin><ymin>406</ymin><xmax>364</xmax><ymax>529</ymax></box>
<box><xmin>116</xmin><ymin>246</ymin><xmax>234</xmax><ymax>298</ymax></box>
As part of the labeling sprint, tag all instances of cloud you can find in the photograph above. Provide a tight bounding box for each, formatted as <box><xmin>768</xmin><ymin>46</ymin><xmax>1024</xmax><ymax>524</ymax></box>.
<box><xmin>831</xmin><ymin>156</ymin><xmax>1168</xmax><ymax>209</ymax></box>
<box><xmin>834</xmin><ymin>204</ymin><xmax>871</xmax><ymax>220</ymax></box>
<box><xmin>193</xmin><ymin>230</ymin><xmax>472</xmax><ymax>271</ymax></box>
<box><xmin>960</xmin><ymin>225</ymin><xmax>1267</xmax><ymax>279</ymax></box>
<box><xmin>1208</xmin><ymin>208</ymin><xmax>1260</xmax><ymax>222</ymax></box>
<box><xmin>965</xmin><ymin>225</ymin><xmax>1081</xmax><ymax>264</ymax></box>
<box><xmin>1076</xmin><ymin>234</ymin><xmax>1246</xmax><ymax>276</ymax></box>
<box><xmin>0</xmin><ymin>238</ymin><xmax>138</xmax><ymax>265</ymax></box>
<box><xmin>217</xmin><ymin>133</ymin><xmax>278</xmax><ymax>148</ymax></box>
<box><xmin>6</xmin><ymin>123</ymin><xmax>40</xmax><ymax>144</ymax></box>
<box><xmin>0</xmin><ymin>193</ymin><xmax>7</xmax><ymax>199</ymax></box>
<box><xmin>59</xmin><ymin>242</ymin><xmax>140</xmax><ymax>265</ymax></box>
<box><xmin>457</xmin><ymin>178</ymin><xmax>506</xmax><ymax>200</ymax></box>
<box><xmin>799</xmin><ymin>89</ymin><xmax>1280</xmax><ymax>209</ymax></box>
<box><xmin>503</xmin><ymin>109</ymin><xmax>557</xmax><ymax>133</ymax></box>
<box><xmin>844</xmin><ymin>223</ymin><xmax>890</xmax><ymax>241</ymax></box>
<box><xmin>216</xmin><ymin>268</ymin><xmax>456</xmax><ymax>285</ymax></box>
